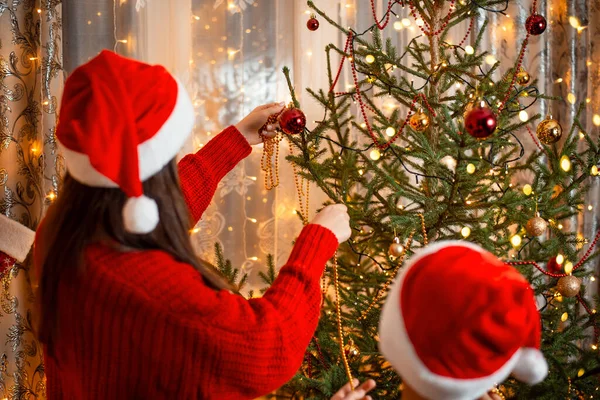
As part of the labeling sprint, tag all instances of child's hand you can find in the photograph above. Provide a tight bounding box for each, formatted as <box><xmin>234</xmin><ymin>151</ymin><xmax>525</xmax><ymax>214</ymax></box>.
<box><xmin>331</xmin><ymin>379</ymin><xmax>376</xmax><ymax>400</ymax></box>
<box><xmin>311</xmin><ymin>204</ymin><xmax>352</xmax><ymax>243</ymax></box>
<box><xmin>235</xmin><ymin>102</ymin><xmax>285</xmax><ymax>145</ymax></box>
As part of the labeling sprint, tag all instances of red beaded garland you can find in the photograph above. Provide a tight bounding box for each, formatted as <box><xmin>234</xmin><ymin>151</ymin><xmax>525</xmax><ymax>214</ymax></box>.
<box><xmin>464</xmin><ymin>105</ymin><xmax>497</xmax><ymax>139</ymax></box>
<box><xmin>369</xmin><ymin>0</ymin><xmax>394</xmax><ymax>30</ymax></box>
<box><xmin>526</xmin><ymin>14</ymin><xmax>547</xmax><ymax>35</ymax></box>
<box><xmin>278</xmin><ymin>107</ymin><xmax>306</xmax><ymax>135</ymax></box>
<box><xmin>307</xmin><ymin>16</ymin><xmax>319</xmax><ymax>31</ymax></box>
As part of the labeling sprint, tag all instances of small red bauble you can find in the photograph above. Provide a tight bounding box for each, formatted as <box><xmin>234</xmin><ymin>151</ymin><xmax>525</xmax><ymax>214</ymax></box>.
<box><xmin>307</xmin><ymin>16</ymin><xmax>319</xmax><ymax>31</ymax></box>
<box><xmin>546</xmin><ymin>257</ymin><xmax>562</xmax><ymax>274</ymax></box>
<box><xmin>278</xmin><ymin>107</ymin><xmax>306</xmax><ymax>135</ymax></box>
<box><xmin>464</xmin><ymin>105</ymin><xmax>497</xmax><ymax>139</ymax></box>
<box><xmin>526</xmin><ymin>14</ymin><xmax>547</xmax><ymax>35</ymax></box>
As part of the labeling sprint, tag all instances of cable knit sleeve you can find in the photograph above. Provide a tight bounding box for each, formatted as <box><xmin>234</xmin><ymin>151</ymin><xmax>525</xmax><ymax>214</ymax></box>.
<box><xmin>155</xmin><ymin>224</ymin><xmax>338</xmax><ymax>399</ymax></box>
<box><xmin>178</xmin><ymin>126</ymin><xmax>252</xmax><ymax>223</ymax></box>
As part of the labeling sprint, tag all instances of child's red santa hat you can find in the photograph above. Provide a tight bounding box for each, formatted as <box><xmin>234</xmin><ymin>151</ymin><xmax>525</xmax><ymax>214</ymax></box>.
<box><xmin>55</xmin><ymin>50</ymin><xmax>194</xmax><ymax>234</ymax></box>
<box><xmin>379</xmin><ymin>241</ymin><xmax>548</xmax><ymax>400</ymax></box>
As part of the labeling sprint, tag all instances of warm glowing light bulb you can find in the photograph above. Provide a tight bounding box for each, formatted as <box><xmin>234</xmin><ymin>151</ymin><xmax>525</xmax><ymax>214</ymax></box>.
<box><xmin>564</xmin><ymin>261</ymin><xmax>574</xmax><ymax>275</ymax></box>
<box><xmin>466</xmin><ymin>163</ymin><xmax>476</xmax><ymax>174</ymax></box>
<box><xmin>569</xmin><ymin>16</ymin><xmax>581</xmax><ymax>29</ymax></box>
<box><xmin>577</xmin><ymin>369</ymin><xmax>585</xmax><ymax>378</ymax></box>
<box><xmin>519</xmin><ymin>110</ymin><xmax>528</xmax><ymax>122</ymax></box>
<box><xmin>365</xmin><ymin>54</ymin><xmax>375</xmax><ymax>64</ymax></box>
<box><xmin>485</xmin><ymin>55</ymin><xmax>497</xmax><ymax>65</ymax></box>
<box><xmin>567</xmin><ymin>93</ymin><xmax>576</xmax><ymax>104</ymax></box>
<box><xmin>556</xmin><ymin>254</ymin><xmax>565</xmax><ymax>265</ymax></box>
<box><xmin>560</xmin><ymin>155</ymin><xmax>571</xmax><ymax>172</ymax></box>
<box><xmin>461</xmin><ymin>227</ymin><xmax>471</xmax><ymax>238</ymax></box>
<box><xmin>593</xmin><ymin>114</ymin><xmax>600</xmax><ymax>126</ymax></box>
<box><xmin>370</xmin><ymin>149</ymin><xmax>381</xmax><ymax>161</ymax></box>
<box><xmin>561</xmin><ymin>312</ymin><xmax>568</xmax><ymax>322</ymax></box>
<box><xmin>415</xmin><ymin>18</ymin><xmax>424</xmax><ymax>27</ymax></box>
<box><xmin>401</xmin><ymin>18</ymin><xmax>411</xmax><ymax>27</ymax></box>
<box><xmin>393</xmin><ymin>21</ymin><xmax>402</xmax><ymax>30</ymax></box>
<box><xmin>510</xmin><ymin>234</ymin><xmax>522</xmax><ymax>247</ymax></box>
<box><xmin>465</xmin><ymin>45</ymin><xmax>474</xmax><ymax>55</ymax></box>
<box><xmin>385</xmin><ymin>127</ymin><xmax>396</xmax><ymax>137</ymax></box>
<box><xmin>591</xmin><ymin>165</ymin><xmax>599</xmax><ymax>176</ymax></box>
<box><xmin>522</xmin><ymin>184</ymin><xmax>532</xmax><ymax>196</ymax></box>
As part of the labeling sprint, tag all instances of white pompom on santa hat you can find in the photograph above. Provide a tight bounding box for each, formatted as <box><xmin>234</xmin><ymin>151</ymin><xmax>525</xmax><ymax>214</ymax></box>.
<box><xmin>379</xmin><ymin>240</ymin><xmax>548</xmax><ymax>400</ymax></box>
<box><xmin>55</xmin><ymin>50</ymin><xmax>194</xmax><ymax>234</ymax></box>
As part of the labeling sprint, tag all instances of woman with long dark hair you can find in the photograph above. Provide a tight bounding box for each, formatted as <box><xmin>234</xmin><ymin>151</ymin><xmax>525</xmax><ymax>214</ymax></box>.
<box><xmin>35</xmin><ymin>50</ymin><xmax>351</xmax><ymax>399</ymax></box>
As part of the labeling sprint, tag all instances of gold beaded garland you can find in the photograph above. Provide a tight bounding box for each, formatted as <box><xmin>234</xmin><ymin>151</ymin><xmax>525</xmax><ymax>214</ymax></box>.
<box><xmin>536</xmin><ymin>115</ymin><xmax>563</xmax><ymax>145</ymax></box>
<box><xmin>260</xmin><ymin>111</ymin><xmax>284</xmax><ymax>190</ymax></box>
<box><xmin>556</xmin><ymin>275</ymin><xmax>581</xmax><ymax>298</ymax></box>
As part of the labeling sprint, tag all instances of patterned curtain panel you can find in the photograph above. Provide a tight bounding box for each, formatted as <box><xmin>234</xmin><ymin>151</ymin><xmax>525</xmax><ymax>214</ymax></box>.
<box><xmin>0</xmin><ymin>0</ymin><xmax>63</xmax><ymax>398</ymax></box>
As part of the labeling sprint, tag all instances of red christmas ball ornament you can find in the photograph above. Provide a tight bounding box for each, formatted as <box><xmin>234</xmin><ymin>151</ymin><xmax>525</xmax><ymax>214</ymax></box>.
<box><xmin>464</xmin><ymin>103</ymin><xmax>497</xmax><ymax>139</ymax></box>
<box><xmin>307</xmin><ymin>15</ymin><xmax>319</xmax><ymax>31</ymax></box>
<box><xmin>546</xmin><ymin>256</ymin><xmax>562</xmax><ymax>274</ymax></box>
<box><xmin>278</xmin><ymin>107</ymin><xmax>306</xmax><ymax>135</ymax></box>
<box><xmin>526</xmin><ymin>14</ymin><xmax>547</xmax><ymax>35</ymax></box>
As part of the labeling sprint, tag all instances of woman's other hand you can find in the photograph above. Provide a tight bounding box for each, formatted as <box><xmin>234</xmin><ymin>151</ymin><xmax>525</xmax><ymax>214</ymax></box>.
<box><xmin>311</xmin><ymin>204</ymin><xmax>352</xmax><ymax>244</ymax></box>
<box><xmin>331</xmin><ymin>379</ymin><xmax>376</xmax><ymax>400</ymax></box>
<box><xmin>235</xmin><ymin>102</ymin><xmax>285</xmax><ymax>145</ymax></box>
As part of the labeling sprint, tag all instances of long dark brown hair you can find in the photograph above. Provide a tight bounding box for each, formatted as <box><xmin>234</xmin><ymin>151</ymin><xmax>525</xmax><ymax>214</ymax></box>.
<box><xmin>37</xmin><ymin>159</ymin><xmax>232</xmax><ymax>355</ymax></box>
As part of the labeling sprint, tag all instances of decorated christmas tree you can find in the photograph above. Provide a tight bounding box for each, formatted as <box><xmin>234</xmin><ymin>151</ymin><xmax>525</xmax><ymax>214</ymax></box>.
<box><xmin>256</xmin><ymin>0</ymin><xmax>600</xmax><ymax>398</ymax></box>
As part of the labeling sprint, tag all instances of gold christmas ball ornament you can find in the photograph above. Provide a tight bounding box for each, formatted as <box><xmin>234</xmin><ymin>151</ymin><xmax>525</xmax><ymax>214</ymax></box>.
<box><xmin>409</xmin><ymin>110</ymin><xmax>430</xmax><ymax>132</ymax></box>
<box><xmin>344</xmin><ymin>339</ymin><xmax>361</xmax><ymax>362</ymax></box>
<box><xmin>389</xmin><ymin>238</ymin><xmax>405</xmax><ymax>258</ymax></box>
<box><xmin>536</xmin><ymin>115</ymin><xmax>563</xmax><ymax>145</ymax></box>
<box><xmin>525</xmin><ymin>213</ymin><xmax>548</xmax><ymax>237</ymax></box>
<box><xmin>556</xmin><ymin>275</ymin><xmax>581</xmax><ymax>298</ymax></box>
<box><xmin>516</xmin><ymin>70</ymin><xmax>531</xmax><ymax>86</ymax></box>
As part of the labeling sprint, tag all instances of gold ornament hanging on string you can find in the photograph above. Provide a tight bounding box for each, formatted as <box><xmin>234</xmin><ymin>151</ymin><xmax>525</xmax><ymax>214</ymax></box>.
<box><xmin>343</xmin><ymin>338</ymin><xmax>361</xmax><ymax>362</ymax></box>
<box><xmin>526</xmin><ymin>204</ymin><xmax>547</xmax><ymax>237</ymax></box>
<box><xmin>409</xmin><ymin>110</ymin><xmax>430</xmax><ymax>132</ymax></box>
<box><xmin>516</xmin><ymin>69</ymin><xmax>531</xmax><ymax>86</ymax></box>
<box><xmin>536</xmin><ymin>115</ymin><xmax>563</xmax><ymax>145</ymax></box>
<box><xmin>556</xmin><ymin>275</ymin><xmax>581</xmax><ymax>297</ymax></box>
<box><xmin>388</xmin><ymin>237</ymin><xmax>405</xmax><ymax>257</ymax></box>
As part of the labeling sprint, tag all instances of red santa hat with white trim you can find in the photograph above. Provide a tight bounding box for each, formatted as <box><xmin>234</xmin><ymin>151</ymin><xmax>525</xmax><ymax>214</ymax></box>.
<box><xmin>55</xmin><ymin>50</ymin><xmax>194</xmax><ymax>234</ymax></box>
<box><xmin>379</xmin><ymin>241</ymin><xmax>548</xmax><ymax>400</ymax></box>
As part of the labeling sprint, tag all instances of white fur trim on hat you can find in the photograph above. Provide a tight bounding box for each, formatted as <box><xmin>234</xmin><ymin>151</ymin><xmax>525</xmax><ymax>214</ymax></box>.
<box><xmin>379</xmin><ymin>240</ymin><xmax>547</xmax><ymax>400</ymax></box>
<box><xmin>0</xmin><ymin>214</ymin><xmax>35</xmax><ymax>262</ymax></box>
<box><xmin>122</xmin><ymin>195</ymin><xmax>159</xmax><ymax>234</ymax></box>
<box><xmin>58</xmin><ymin>79</ymin><xmax>194</xmax><ymax>188</ymax></box>
<box><xmin>512</xmin><ymin>348</ymin><xmax>548</xmax><ymax>385</ymax></box>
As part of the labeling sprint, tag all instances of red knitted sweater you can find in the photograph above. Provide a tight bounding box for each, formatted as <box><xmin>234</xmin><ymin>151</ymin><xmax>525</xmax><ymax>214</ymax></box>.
<box><xmin>36</xmin><ymin>126</ymin><xmax>338</xmax><ymax>399</ymax></box>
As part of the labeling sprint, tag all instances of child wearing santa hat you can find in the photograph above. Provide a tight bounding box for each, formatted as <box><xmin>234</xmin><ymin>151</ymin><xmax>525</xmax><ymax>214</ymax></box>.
<box><xmin>35</xmin><ymin>50</ymin><xmax>351</xmax><ymax>399</ymax></box>
<box><xmin>332</xmin><ymin>241</ymin><xmax>548</xmax><ymax>400</ymax></box>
